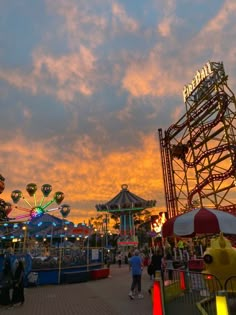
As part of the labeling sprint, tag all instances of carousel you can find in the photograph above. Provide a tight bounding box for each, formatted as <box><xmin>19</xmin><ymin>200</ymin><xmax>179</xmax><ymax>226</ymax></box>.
<box><xmin>0</xmin><ymin>178</ymin><xmax>106</xmax><ymax>287</ymax></box>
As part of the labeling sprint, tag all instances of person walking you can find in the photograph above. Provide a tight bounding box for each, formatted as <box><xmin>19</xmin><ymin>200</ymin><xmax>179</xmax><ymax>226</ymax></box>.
<box><xmin>12</xmin><ymin>260</ymin><xmax>25</xmax><ymax>306</ymax></box>
<box><xmin>148</xmin><ymin>249</ymin><xmax>164</xmax><ymax>294</ymax></box>
<box><xmin>128</xmin><ymin>249</ymin><xmax>143</xmax><ymax>299</ymax></box>
<box><xmin>0</xmin><ymin>258</ymin><xmax>13</xmax><ymax>306</ymax></box>
<box><xmin>117</xmin><ymin>253</ymin><xmax>122</xmax><ymax>268</ymax></box>
<box><xmin>105</xmin><ymin>253</ymin><xmax>111</xmax><ymax>269</ymax></box>
<box><xmin>165</xmin><ymin>252</ymin><xmax>174</xmax><ymax>281</ymax></box>
<box><xmin>150</xmin><ymin>249</ymin><xmax>164</xmax><ymax>280</ymax></box>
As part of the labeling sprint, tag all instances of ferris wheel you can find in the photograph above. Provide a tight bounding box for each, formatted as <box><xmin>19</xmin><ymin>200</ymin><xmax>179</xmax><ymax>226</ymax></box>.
<box><xmin>0</xmin><ymin>182</ymin><xmax>71</xmax><ymax>223</ymax></box>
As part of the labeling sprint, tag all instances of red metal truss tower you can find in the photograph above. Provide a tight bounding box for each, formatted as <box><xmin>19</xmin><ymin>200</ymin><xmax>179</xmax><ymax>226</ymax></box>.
<box><xmin>159</xmin><ymin>61</ymin><xmax>236</xmax><ymax>218</ymax></box>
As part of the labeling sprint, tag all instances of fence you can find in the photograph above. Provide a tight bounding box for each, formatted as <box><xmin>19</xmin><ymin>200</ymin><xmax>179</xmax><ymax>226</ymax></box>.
<box><xmin>0</xmin><ymin>246</ymin><xmax>108</xmax><ymax>285</ymax></box>
<box><xmin>158</xmin><ymin>269</ymin><xmax>236</xmax><ymax>315</ymax></box>
<box><xmin>29</xmin><ymin>246</ymin><xmax>104</xmax><ymax>270</ymax></box>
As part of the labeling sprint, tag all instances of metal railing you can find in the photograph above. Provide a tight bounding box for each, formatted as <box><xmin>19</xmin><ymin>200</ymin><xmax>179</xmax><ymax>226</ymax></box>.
<box><xmin>163</xmin><ymin>269</ymin><xmax>223</xmax><ymax>315</ymax></box>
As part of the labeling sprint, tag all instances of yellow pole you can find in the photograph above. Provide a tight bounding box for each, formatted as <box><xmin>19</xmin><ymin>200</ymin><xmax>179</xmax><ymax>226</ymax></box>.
<box><xmin>216</xmin><ymin>292</ymin><xmax>229</xmax><ymax>315</ymax></box>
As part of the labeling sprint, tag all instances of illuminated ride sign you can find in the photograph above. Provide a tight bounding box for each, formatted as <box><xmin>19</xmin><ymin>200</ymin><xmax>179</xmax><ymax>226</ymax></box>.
<box><xmin>183</xmin><ymin>62</ymin><xmax>213</xmax><ymax>102</ymax></box>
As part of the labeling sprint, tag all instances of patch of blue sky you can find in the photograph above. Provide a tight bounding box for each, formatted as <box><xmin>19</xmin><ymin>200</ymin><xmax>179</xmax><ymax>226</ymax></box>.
<box><xmin>0</xmin><ymin>85</ymin><xmax>68</xmax><ymax>141</ymax></box>
<box><xmin>23</xmin><ymin>98</ymin><xmax>69</xmax><ymax>140</ymax></box>
<box><xmin>89</xmin><ymin>85</ymin><xmax>129</xmax><ymax>113</ymax></box>
<box><xmin>175</xmin><ymin>0</ymin><xmax>223</xmax><ymax>34</ymax></box>
<box><xmin>0</xmin><ymin>3</ymin><xmax>72</xmax><ymax>67</ymax></box>
<box><xmin>96</xmin><ymin>33</ymin><xmax>156</xmax><ymax>61</ymax></box>
<box><xmin>0</xmin><ymin>2</ymin><xmax>47</xmax><ymax>67</ymax></box>
<box><xmin>117</xmin><ymin>0</ymin><xmax>159</xmax><ymax>21</ymax></box>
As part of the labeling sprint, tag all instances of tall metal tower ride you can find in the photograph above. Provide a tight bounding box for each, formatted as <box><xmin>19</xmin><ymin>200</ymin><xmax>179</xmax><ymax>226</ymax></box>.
<box><xmin>159</xmin><ymin>61</ymin><xmax>236</xmax><ymax>218</ymax></box>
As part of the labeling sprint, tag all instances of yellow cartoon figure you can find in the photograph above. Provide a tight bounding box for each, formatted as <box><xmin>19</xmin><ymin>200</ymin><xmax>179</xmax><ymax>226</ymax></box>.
<box><xmin>203</xmin><ymin>233</ymin><xmax>236</xmax><ymax>292</ymax></box>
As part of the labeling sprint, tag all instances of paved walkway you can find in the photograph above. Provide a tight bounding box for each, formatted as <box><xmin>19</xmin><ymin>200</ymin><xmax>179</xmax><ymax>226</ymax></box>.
<box><xmin>0</xmin><ymin>264</ymin><xmax>154</xmax><ymax>315</ymax></box>
<box><xmin>0</xmin><ymin>265</ymin><xmax>207</xmax><ymax>315</ymax></box>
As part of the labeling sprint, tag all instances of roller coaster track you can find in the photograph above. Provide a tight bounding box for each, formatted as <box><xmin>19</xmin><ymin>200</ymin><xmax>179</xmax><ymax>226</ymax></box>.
<box><xmin>188</xmin><ymin>159</ymin><xmax>236</xmax><ymax>205</ymax></box>
<box><xmin>187</xmin><ymin>93</ymin><xmax>229</xmax><ymax>146</ymax></box>
<box><xmin>170</xmin><ymin>90</ymin><xmax>235</xmax><ymax>210</ymax></box>
<box><xmin>159</xmin><ymin>62</ymin><xmax>236</xmax><ymax>217</ymax></box>
<box><xmin>170</xmin><ymin>93</ymin><xmax>229</xmax><ymax>162</ymax></box>
<box><xmin>184</xmin><ymin>144</ymin><xmax>235</xmax><ymax>168</ymax></box>
<box><xmin>219</xmin><ymin>204</ymin><xmax>236</xmax><ymax>213</ymax></box>
<box><xmin>166</xmin><ymin>92</ymin><xmax>228</xmax><ymax>140</ymax></box>
<box><xmin>185</xmin><ymin>92</ymin><xmax>235</xmax><ymax>203</ymax></box>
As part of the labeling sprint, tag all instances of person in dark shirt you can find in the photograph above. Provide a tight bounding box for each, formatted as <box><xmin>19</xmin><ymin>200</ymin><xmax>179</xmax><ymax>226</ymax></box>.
<box><xmin>148</xmin><ymin>249</ymin><xmax>164</xmax><ymax>294</ymax></box>
<box><xmin>150</xmin><ymin>249</ymin><xmax>164</xmax><ymax>279</ymax></box>
<box><xmin>0</xmin><ymin>259</ymin><xmax>13</xmax><ymax>306</ymax></box>
<box><xmin>12</xmin><ymin>260</ymin><xmax>25</xmax><ymax>306</ymax></box>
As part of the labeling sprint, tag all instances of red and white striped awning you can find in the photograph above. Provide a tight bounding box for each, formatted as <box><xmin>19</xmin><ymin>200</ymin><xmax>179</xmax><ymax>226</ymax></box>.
<box><xmin>162</xmin><ymin>208</ymin><xmax>236</xmax><ymax>237</ymax></box>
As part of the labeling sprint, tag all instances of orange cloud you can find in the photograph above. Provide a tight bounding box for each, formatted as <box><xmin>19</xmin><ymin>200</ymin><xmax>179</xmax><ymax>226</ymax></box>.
<box><xmin>112</xmin><ymin>2</ymin><xmax>139</xmax><ymax>33</ymax></box>
<box><xmin>203</xmin><ymin>1</ymin><xmax>236</xmax><ymax>33</ymax></box>
<box><xmin>122</xmin><ymin>47</ymin><xmax>182</xmax><ymax>97</ymax></box>
<box><xmin>0</xmin><ymin>46</ymin><xmax>97</xmax><ymax>102</ymax></box>
<box><xmin>180</xmin><ymin>0</ymin><xmax>236</xmax><ymax>74</ymax></box>
<box><xmin>1</xmin><ymin>132</ymin><xmax>165</xmax><ymax>223</ymax></box>
<box><xmin>46</xmin><ymin>0</ymin><xmax>108</xmax><ymax>49</ymax></box>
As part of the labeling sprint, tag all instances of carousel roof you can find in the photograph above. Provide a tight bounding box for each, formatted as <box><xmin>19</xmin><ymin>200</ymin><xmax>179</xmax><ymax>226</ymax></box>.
<box><xmin>95</xmin><ymin>184</ymin><xmax>156</xmax><ymax>213</ymax></box>
<box><xmin>28</xmin><ymin>213</ymin><xmax>67</xmax><ymax>227</ymax></box>
<box><xmin>0</xmin><ymin>213</ymin><xmax>92</xmax><ymax>238</ymax></box>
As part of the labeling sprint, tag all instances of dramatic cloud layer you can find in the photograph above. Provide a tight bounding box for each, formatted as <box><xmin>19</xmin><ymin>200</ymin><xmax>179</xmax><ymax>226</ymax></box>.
<box><xmin>0</xmin><ymin>0</ymin><xmax>235</xmax><ymax>223</ymax></box>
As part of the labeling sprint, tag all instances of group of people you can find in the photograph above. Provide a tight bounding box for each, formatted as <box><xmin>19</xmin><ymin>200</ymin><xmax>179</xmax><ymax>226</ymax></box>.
<box><xmin>0</xmin><ymin>258</ymin><xmax>25</xmax><ymax>308</ymax></box>
<box><xmin>148</xmin><ymin>249</ymin><xmax>174</xmax><ymax>281</ymax></box>
<box><xmin>128</xmin><ymin>248</ymin><xmax>174</xmax><ymax>299</ymax></box>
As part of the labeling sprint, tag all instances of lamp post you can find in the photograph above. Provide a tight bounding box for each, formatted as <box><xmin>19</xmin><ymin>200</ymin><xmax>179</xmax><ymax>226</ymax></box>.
<box><xmin>12</xmin><ymin>238</ymin><xmax>18</xmax><ymax>253</ymax></box>
<box><xmin>94</xmin><ymin>229</ymin><xmax>97</xmax><ymax>247</ymax></box>
<box><xmin>22</xmin><ymin>225</ymin><xmax>27</xmax><ymax>253</ymax></box>
<box><xmin>86</xmin><ymin>235</ymin><xmax>89</xmax><ymax>271</ymax></box>
<box><xmin>105</xmin><ymin>214</ymin><xmax>108</xmax><ymax>248</ymax></box>
<box><xmin>63</xmin><ymin>226</ymin><xmax>68</xmax><ymax>255</ymax></box>
<box><xmin>50</xmin><ymin>222</ymin><xmax>57</xmax><ymax>247</ymax></box>
<box><xmin>58</xmin><ymin>225</ymin><xmax>67</xmax><ymax>285</ymax></box>
<box><xmin>64</xmin><ymin>226</ymin><xmax>68</xmax><ymax>235</ymax></box>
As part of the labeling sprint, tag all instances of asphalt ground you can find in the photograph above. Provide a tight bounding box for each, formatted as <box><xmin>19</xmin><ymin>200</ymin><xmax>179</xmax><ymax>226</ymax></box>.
<box><xmin>0</xmin><ymin>264</ymin><xmax>154</xmax><ymax>315</ymax></box>
<box><xmin>0</xmin><ymin>264</ymin><xmax>211</xmax><ymax>315</ymax></box>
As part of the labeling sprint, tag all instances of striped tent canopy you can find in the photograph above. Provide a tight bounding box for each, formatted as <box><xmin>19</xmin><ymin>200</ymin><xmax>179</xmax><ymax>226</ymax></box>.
<box><xmin>95</xmin><ymin>184</ymin><xmax>156</xmax><ymax>214</ymax></box>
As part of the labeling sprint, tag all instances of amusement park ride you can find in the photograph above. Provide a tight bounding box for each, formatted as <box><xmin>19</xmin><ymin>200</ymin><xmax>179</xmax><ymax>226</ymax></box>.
<box><xmin>0</xmin><ymin>181</ymin><xmax>70</xmax><ymax>224</ymax></box>
<box><xmin>96</xmin><ymin>184</ymin><xmax>156</xmax><ymax>246</ymax></box>
<box><xmin>158</xmin><ymin>61</ymin><xmax>236</xmax><ymax>218</ymax></box>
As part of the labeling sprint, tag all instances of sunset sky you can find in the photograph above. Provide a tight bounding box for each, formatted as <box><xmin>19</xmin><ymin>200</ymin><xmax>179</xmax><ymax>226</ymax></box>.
<box><xmin>0</xmin><ymin>0</ymin><xmax>236</xmax><ymax>224</ymax></box>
